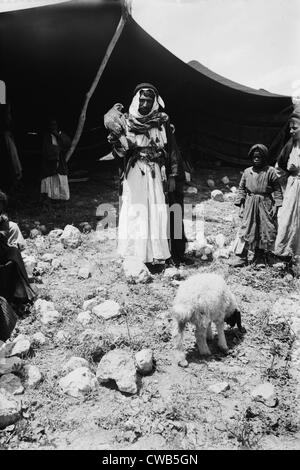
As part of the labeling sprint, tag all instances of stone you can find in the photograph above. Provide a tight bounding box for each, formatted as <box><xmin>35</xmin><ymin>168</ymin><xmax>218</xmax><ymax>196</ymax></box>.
<box><xmin>24</xmin><ymin>365</ymin><xmax>43</xmax><ymax>387</ymax></box>
<box><xmin>221</xmin><ymin>176</ymin><xmax>230</xmax><ymax>185</ymax></box>
<box><xmin>231</xmin><ymin>186</ymin><xmax>237</xmax><ymax>193</ymax></box>
<box><xmin>207</xmin><ymin>179</ymin><xmax>215</xmax><ymax>188</ymax></box>
<box><xmin>215</xmin><ymin>233</ymin><xmax>226</xmax><ymax>249</ymax></box>
<box><xmin>41</xmin><ymin>253</ymin><xmax>55</xmax><ymax>263</ymax></box>
<box><xmin>123</xmin><ymin>257</ymin><xmax>151</xmax><ymax>284</ymax></box>
<box><xmin>211</xmin><ymin>190</ymin><xmax>224</xmax><ymax>202</ymax></box>
<box><xmin>208</xmin><ymin>382</ymin><xmax>230</xmax><ymax>394</ymax></box>
<box><xmin>78</xmin><ymin>264</ymin><xmax>91</xmax><ymax>279</ymax></box>
<box><xmin>30</xmin><ymin>228</ymin><xmax>40</xmax><ymax>239</ymax></box>
<box><xmin>64</xmin><ymin>356</ymin><xmax>89</xmax><ymax>373</ymax></box>
<box><xmin>213</xmin><ymin>248</ymin><xmax>231</xmax><ymax>260</ymax></box>
<box><xmin>9</xmin><ymin>337</ymin><xmax>31</xmax><ymax>358</ymax></box>
<box><xmin>251</xmin><ymin>382</ymin><xmax>277</xmax><ymax>407</ymax></box>
<box><xmin>34</xmin><ymin>299</ymin><xmax>55</xmax><ymax>315</ymax></box>
<box><xmin>48</xmin><ymin>229</ymin><xmax>63</xmax><ymax>239</ymax></box>
<box><xmin>59</xmin><ymin>367</ymin><xmax>98</xmax><ymax>398</ymax></box>
<box><xmin>61</xmin><ymin>225</ymin><xmax>82</xmax><ymax>249</ymax></box>
<box><xmin>224</xmin><ymin>192</ymin><xmax>236</xmax><ymax>202</ymax></box>
<box><xmin>39</xmin><ymin>225</ymin><xmax>48</xmax><ymax>235</ymax></box>
<box><xmin>135</xmin><ymin>349</ymin><xmax>153</xmax><ymax>374</ymax></box>
<box><xmin>0</xmin><ymin>390</ymin><xmax>22</xmax><ymax>429</ymax></box>
<box><xmin>96</xmin><ymin>349</ymin><xmax>137</xmax><ymax>394</ymax></box>
<box><xmin>83</xmin><ymin>298</ymin><xmax>99</xmax><ymax>311</ymax></box>
<box><xmin>40</xmin><ymin>309</ymin><xmax>61</xmax><ymax>325</ymax></box>
<box><xmin>76</xmin><ymin>311</ymin><xmax>92</xmax><ymax>326</ymax></box>
<box><xmin>52</xmin><ymin>258</ymin><xmax>62</xmax><ymax>269</ymax></box>
<box><xmin>163</xmin><ymin>268</ymin><xmax>184</xmax><ymax>280</ymax></box>
<box><xmin>185</xmin><ymin>186</ymin><xmax>198</xmax><ymax>194</ymax></box>
<box><xmin>22</xmin><ymin>255</ymin><xmax>37</xmax><ymax>277</ymax></box>
<box><xmin>0</xmin><ymin>357</ymin><xmax>23</xmax><ymax>376</ymax></box>
<box><xmin>32</xmin><ymin>332</ymin><xmax>46</xmax><ymax>346</ymax></box>
<box><xmin>55</xmin><ymin>330</ymin><xmax>70</xmax><ymax>342</ymax></box>
<box><xmin>0</xmin><ymin>374</ymin><xmax>24</xmax><ymax>395</ymax></box>
<box><xmin>36</xmin><ymin>261</ymin><xmax>50</xmax><ymax>275</ymax></box>
<box><xmin>93</xmin><ymin>301</ymin><xmax>121</xmax><ymax>320</ymax></box>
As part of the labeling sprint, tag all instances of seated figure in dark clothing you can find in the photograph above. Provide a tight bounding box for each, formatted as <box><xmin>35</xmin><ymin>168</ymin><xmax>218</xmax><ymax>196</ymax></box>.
<box><xmin>0</xmin><ymin>190</ymin><xmax>35</xmax><ymax>310</ymax></box>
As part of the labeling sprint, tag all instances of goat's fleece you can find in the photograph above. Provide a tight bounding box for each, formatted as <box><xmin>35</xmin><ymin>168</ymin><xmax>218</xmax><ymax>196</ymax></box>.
<box><xmin>173</xmin><ymin>273</ymin><xmax>237</xmax><ymax>323</ymax></box>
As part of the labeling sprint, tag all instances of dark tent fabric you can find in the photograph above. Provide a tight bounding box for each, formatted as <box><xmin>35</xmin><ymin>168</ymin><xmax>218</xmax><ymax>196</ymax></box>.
<box><xmin>0</xmin><ymin>0</ymin><xmax>292</xmax><ymax>176</ymax></box>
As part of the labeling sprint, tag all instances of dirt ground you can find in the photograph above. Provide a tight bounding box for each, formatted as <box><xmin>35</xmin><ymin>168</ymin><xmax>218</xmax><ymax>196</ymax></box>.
<box><xmin>1</xmin><ymin>165</ymin><xmax>300</xmax><ymax>450</ymax></box>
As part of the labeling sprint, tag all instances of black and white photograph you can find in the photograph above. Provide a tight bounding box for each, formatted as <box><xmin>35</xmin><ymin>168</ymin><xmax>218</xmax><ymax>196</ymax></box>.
<box><xmin>0</xmin><ymin>0</ymin><xmax>300</xmax><ymax>453</ymax></box>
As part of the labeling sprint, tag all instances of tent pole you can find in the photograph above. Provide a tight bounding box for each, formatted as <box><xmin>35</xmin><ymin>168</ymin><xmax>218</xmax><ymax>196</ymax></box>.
<box><xmin>65</xmin><ymin>1</ymin><xmax>131</xmax><ymax>163</ymax></box>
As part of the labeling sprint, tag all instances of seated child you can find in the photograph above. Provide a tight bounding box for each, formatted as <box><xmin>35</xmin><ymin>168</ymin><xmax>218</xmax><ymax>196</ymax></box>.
<box><xmin>229</xmin><ymin>144</ymin><xmax>283</xmax><ymax>267</ymax></box>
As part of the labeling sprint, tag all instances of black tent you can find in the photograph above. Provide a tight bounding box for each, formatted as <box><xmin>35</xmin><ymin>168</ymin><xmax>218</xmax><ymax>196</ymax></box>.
<box><xmin>0</xmin><ymin>0</ymin><xmax>292</xmax><ymax>174</ymax></box>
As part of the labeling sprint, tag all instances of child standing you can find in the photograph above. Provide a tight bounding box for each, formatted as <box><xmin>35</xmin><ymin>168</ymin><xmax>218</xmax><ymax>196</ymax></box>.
<box><xmin>229</xmin><ymin>144</ymin><xmax>283</xmax><ymax>267</ymax></box>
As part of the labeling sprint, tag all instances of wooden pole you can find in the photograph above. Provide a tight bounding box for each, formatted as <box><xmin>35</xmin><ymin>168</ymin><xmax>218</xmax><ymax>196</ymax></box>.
<box><xmin>65</xmin><ymin>5</ymin><xmax>130</xmax><ymax>163</ymax></box>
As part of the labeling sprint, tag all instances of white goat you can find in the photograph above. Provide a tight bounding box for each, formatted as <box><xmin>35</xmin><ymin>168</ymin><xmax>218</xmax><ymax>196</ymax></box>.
<box><xmin>172</xmin><ymin>273</ymin><xmax>243</xmax><ymax>366</ymax></box>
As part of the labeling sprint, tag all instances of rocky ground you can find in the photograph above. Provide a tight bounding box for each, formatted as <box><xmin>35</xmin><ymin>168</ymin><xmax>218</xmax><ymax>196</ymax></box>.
<box><xmin>1</xmin><ymin>166</ymin><xmax>300</xmax><ymax>450</ymax></box>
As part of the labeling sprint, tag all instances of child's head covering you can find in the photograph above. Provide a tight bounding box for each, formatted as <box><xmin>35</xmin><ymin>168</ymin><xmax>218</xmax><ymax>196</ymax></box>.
<box><xmin>248</xmin><ymin>144</ymin><xmax>268</xmax><ymax>160</ymax></box>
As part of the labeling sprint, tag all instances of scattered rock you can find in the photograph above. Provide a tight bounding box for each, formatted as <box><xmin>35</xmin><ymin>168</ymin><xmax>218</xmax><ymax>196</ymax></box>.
<box><xmin>231</xmin><ymin>186</ymin><xmax>237</xmax><ymax>193</ymax></box>
<box><xmin>213</xmin><ymin>248</ymin><xmax>231</xmax><ymax>260</ymax></box>
<box><xmin>9</xmin><ymin>337</ymin><xmax>31</xmax><ymax>358</ymax></box>
<box><xmin>211</xmin><ymin>190</ymin><xmax>224</xmax><ymax>202</ymax></box>
<box><xmin>123</xmin><ymin>257</ymin><xmax>151</xmax><ymax>284</ymax></box>
<box><xmin>39</xmin><ymin>225</ymin><xmax>48</xmax><ymax>235</ymax></box>
<box><xmin>32</xmin><ymin>332</ymin><xmax>46</xmax><ymax>346</ymax></box>
<box><xmin>34</xmin><ymin>236</ymin><xmax>49</xmax><ymax>250</ymax></box>
<box><xmin>24</xmin><ymin>365</ymin><xmax>43</xmax><ymax>388</ymax></box>
<box><xmin>48</xmin><ymin>229</ymin><xmax>63</xmax><ymax>239</ymax></box>
<box><xmin>41</xmin><ymin>253</ymin><xmax>55</xmax><ymax>263</ymax></box>
<box><xmin>22</xmin><ymin>255</ymin><xmax>37</xmax><ymax>277</ymax></box>
<box><xmin>59</xmin><ymin>367</ymin><xmax>98</xmax><ymax>398</ymax></box>
<box><xmin>221</xmin><ymin>176</ymin><xmax>230</xmax><ymax>185</ymax></box>
<box><xmin>0</xmin><ymin>357</ymin><xmax>23</xmax><ymax>376</ymax></box>
<box><xmin>61</xmin><ymin>225</ymin><xmax>82</xmax><ymax>249</ymax></box>
<box><xmin>251</xmin><ymin>383</ymin><xmax>277</xmax><ymax>407</ymax></box>
<box><xmin>64</xmin><ymin>356</ymin><xmax>90</xmax><ymax>373</ymax></box>
<box><xmin>0</xmin><ymin>374</ymin><xmax>24</xmax><ymax>395</ymax></box>
<box><xmin>208</xmin><ymin>382</ymin><xmax>230</xmax><ymax>394</ymax></box>
<box><xmin>96</xmin><ymin>349</ymin><xmax>137</xmax><ymax>394</ymax></box>
<box><xmin>0</xmin><ymin>390</ymin><xmax>22</xmax><ymax>429</ymax></box>
<box><xmin>135</xmin><ymin>349</ymin><xmax>153</xmax><ymax>374</ymax></box>
<box><xmin>163</xmin><ymin>268</ymin><xmax>186</xmax><ymax>280</ymax></box>
<box><xmin>215</xmin><ymin>233</ymin><xmax>226</xmax><ymax>248</ymax></box>
<box><xmin>78</xmin><ymin>264</ymin><xmax>92</xmax><ymax>280</ymax></box>
<box><xmin>76</xmin><ymin>311</ymin><xmax>92</xmax><ymax>326</ymax></box>
<box><xmin>35</xmin><ymin>261</ymin><xmax>50</xmax><ymax>275</ymax></box>
<box><xmin>34</xmin><ymin>299</ymin><xmax>55</xmax><ymax>315</ymax></box>
<box><xmin>30</xmin><ymin>228</ymin><xmax>40</xmax><ymax>239</ymax></box>
<box><xmin>224</xmin><ymin>192</ymin><xmax>236</xmax><ymax>202</ymax></box>
<box><xmin>82</xmin><ymin>223</ymin><xmax>92</xmax><ymax>233</ymax></box>
<box><xmin>207</xmin><ymin>179</ymin><xmax>215</xmax><ymax>188</ymax></box>
<box><xmin>185</xmin><ymin>186</ymin><xmax>198</xmax><ymax>194</ymax></box>
<box><xmin>55</xmin><ymin>330</ymin><xmax>70</xmax><ymax>343</ymax></box>
<box><xmin>92</xmin><ymin>301</ymin><xmax>121</xmax><ymax>320</ymax></box>
<box><xmin>51</xmin><ymin>258</ymin><xmax>61</xmax><ymax>269</ymax></box>
<box><xmin>270</xmin><ymin>298</ymin><xmax>299</xmax><ymax>326</ymax></box>
<box><xmin>82</xmin><ymin>298</ymin><xmax>99</xmax><ymax>311</ymax></box>
<box><xmin>40</xmin><ymin>309</ymin><xmax>61</xmax><ymax>325</ymax></box>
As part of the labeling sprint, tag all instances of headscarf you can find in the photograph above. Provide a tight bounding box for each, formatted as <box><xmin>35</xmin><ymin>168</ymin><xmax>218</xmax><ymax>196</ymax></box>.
<box><xmin>127</xmin><ymin>84</ymin><xmax>169</xmax><ymax>140</ymax></box>
<box><xmin>248</xmin><ymin>144</ymin><xmax>268</xmax><ymax>161</ymax></box>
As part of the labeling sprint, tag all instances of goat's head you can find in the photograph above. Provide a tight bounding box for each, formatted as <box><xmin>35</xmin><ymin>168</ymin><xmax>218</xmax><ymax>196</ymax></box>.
<box><xmin>225</xmin><ymin>309</ymin><xmax>245</xmax><ymax>332</ymax></box>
